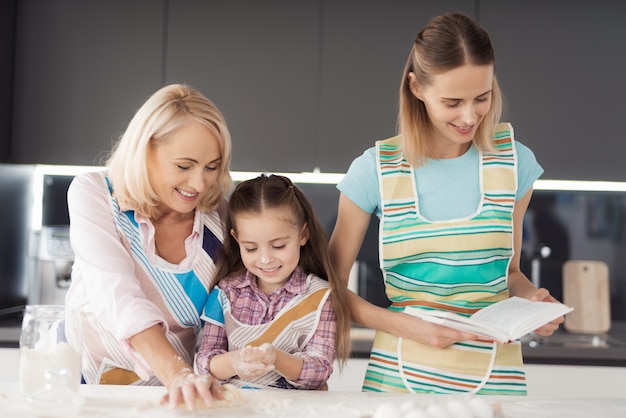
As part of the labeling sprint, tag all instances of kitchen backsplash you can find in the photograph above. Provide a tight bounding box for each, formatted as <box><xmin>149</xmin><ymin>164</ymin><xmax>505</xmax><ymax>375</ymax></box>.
<box><xmin>1</xmin><ymin>165</ymin><xmax>625</xmax><ymax>321</ymax></box>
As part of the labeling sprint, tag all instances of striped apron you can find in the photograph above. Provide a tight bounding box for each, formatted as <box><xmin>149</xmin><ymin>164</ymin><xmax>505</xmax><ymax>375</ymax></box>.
<box><xmin>363</xmin><ymin>123</ymin><xmax>527</xmax><ymax>395</ymax></box>
<box><xmin>222</xmin><ymin>274</ymin><xmax>330</xmax><ymax>389</ymax></box>
<box><xmin>71</xmin><ymin>172</ymin><xmax>224</xmax><ymax>385</ymax></box>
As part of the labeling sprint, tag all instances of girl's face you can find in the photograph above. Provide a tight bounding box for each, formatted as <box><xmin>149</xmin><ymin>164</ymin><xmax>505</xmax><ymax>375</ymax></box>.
<box><xmin>410</xmin><ymin>63</ymin><xmax>494</xmax><ymax>156</ymax></box>
<box><xmin>147</xmin><ymin>119</ymin><xmax>222</xmax><ymax>217</ymax></box>
<box><xmin>231</xmin><ymin>207</ymin><xmax>308</xmax><ymax>295</ymax></box>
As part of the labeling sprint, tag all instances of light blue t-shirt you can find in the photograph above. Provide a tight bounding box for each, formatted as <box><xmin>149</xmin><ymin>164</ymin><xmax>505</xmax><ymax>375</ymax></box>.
<box><xmin>338</xmin><ymin>140</ymin><xmax>543</xmax><ymax>221</ymax></box>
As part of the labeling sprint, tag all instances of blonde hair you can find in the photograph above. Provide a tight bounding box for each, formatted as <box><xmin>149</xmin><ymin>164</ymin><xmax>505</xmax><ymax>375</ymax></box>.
<box><xmin>398</xmin><ymin>12</ymin><xmax>503</xmax><ymax>167</ymax></box>
<box><xmin>106</xmin><ymin>84</ymin><xmax>232</xmax><ymax>217</ymax></box>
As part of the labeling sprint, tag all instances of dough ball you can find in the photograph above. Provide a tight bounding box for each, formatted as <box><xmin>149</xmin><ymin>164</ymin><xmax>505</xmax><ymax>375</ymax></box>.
<box><xmin>373</xmin><ymin>401</ymin><xmax>401</xmax><ymax>418</ymax></box>
<box><xmin>467</xmin><ymin>397</ymin><xmax>494</xmax><ymax>418</ymax></box>
<box><xmin>444</xmin><ymin>399</ymin><xmax>473</xmax><ymax>418</ymax></box>
<box><xmin>404</xmin><ymin>410</ymin><xmax>429</xmax><ymax>418</ymax></box>
<box><xmin>424</xmin><ymin>403</ymin><xmax>452</xmax><ymax>418</ymax></box>
<box><xmin>399</xmin><ymin>399</ymin><xmax>419</xmax><ymax>414</ymax></box>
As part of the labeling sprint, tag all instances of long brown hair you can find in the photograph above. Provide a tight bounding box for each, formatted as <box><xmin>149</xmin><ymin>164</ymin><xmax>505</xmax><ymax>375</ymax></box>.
<box><xmin>398</xmin><ymin>12</ymin><xmax>502</xmax><ymax>166</ymax></box>
<box><xmin>216</xmin><ymin>174</ymin><xmax>351</xmax><ymax>367</ymax></box>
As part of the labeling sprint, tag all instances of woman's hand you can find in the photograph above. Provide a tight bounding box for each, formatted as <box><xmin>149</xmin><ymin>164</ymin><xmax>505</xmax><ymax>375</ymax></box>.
<box><xmin>529</xmin><ymin>288</ymin><xmax>565</xmax><ymax>337</ymax></box>
<box><xmin>399</xmin><ymin>312</ymin><xmax>478</xmax><ymax>348</ymax></box>
<box><xmin>160</xmin><ymin>367</ymin><xmax>225</xmax><ymax>410</ymax></box>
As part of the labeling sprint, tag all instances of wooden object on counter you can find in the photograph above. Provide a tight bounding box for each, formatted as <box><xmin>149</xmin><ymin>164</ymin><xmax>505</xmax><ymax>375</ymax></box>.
<box><xmin>562</xmin><ymin>260</ymin><xmax>611</xmax><ymax>334</ymax></box>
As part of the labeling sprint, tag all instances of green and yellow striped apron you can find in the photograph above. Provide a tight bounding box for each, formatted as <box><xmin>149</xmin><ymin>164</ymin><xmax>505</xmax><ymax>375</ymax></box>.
<box><xmin>363</xmin><ymin>123</ymin><xmax>527</xmax><ymax>395</ymax></box>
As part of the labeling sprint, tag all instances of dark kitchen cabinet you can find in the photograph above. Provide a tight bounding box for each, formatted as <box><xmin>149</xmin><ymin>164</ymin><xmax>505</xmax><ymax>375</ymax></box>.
<box><xmin>164</xmin><ymin>0</ymin><xmax>473</xmax><ymax>173</ymax></box>
<box><xmin>11</xmin><ymin>0</ymin><xmax>164</xmax><ymax>165</ymax></box>
<box><xmin>9</xmin><ymin>0</ymin><xmax>476</xmax><ymax>173</ymax></box>
<box><xmin>480</xmin><ymin>0</ymin><xmax>626</xmax><ymax>181</ymax></box>
<box><xmin>8</xmin><ymin>0</ymin><xmax>626</xmax><ymax>179</ymax></box>
<box><xmin>165</xmin><ymin>0</ymin><xmax>320</xmax><ymax>173</ymax></box>
<box><xmin>0</xmin><ymin>0</ymin><xmax>16</xmax><ymax>163</ymax></box>
<box><xmin>315</xmin><ymin>0</ymin><xmax>472</xmax><ymax>172</ymax></box>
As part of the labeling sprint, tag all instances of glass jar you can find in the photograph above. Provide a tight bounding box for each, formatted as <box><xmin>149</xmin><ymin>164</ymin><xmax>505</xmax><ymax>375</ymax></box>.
<box><xmin>19</xmin><ymin>305</ymin><xmax>83</xmax><ymax>415</ymax></box>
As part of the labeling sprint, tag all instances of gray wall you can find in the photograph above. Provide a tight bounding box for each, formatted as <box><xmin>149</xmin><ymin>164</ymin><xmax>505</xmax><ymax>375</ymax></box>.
<box><xmin>6</xmin><ymin>0</ymin><xmax>626</xmax><ymax>180</ymax></box>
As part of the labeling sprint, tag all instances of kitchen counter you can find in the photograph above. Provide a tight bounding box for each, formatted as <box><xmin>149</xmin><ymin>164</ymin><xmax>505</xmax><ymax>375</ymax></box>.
<box><xmin>0</xmin><ymin>382</ymin><xmax>625</xmax><ymax>418</ymax></box>
<box><xmin>520</xmin><ymin>321</ymin><xmax>626</xmax><ymax>366</ymax></box>
<box><xmin>5</xmin><ymin>321</ymin><xmax>626</xmax><ymax>365</ymax></box>
<box><xmin>350</xmin><ymin>321</ymin><xmax>626</xmax><ymax>367</ymax></box>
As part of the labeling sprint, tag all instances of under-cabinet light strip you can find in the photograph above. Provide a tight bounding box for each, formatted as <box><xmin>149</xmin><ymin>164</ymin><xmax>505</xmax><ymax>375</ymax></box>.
<box><xmin>28</xmin><ymin>165</ymin><xmax>626</xmax><ymax>230</ymax></box>
<box><xmin>533</xmin><ymin>179</ymin><xmax>626</xmax><ymax>192</ymax></box>
<box><xmin>230</xmin><ymin>170</ymin><xmax>344</xmax><ymax>184</ymax></box>
<box><xmin>232</xmin><ymin>172</ymin><xmax>626</xmax><ymax>192</ymax></box>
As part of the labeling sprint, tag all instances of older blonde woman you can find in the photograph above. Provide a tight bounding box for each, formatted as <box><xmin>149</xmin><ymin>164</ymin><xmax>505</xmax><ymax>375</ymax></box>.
<box><xmin>65</xmin><ymin>84</ymin><xmax>232</xmax><ymax>409</ymax></box>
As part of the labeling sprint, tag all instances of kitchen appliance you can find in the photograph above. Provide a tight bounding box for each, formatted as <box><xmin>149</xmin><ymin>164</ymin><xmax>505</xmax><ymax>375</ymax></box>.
<box><xmin>28</xmin><ymin>173</ymin><xmax>77</xmax><ymax>306</ymax></box>
<box><xmin>29</xmin><ymin>226</ymin><xmax>73</xmax><ymax>305</ymax></box>
<box><xmin>0</xmin><ymin>164</ymin><xmax>35</xmax><ymax>324</ymax></box>
<box><xmin>562</xmin><ymin>260</ymin><xmax>611</xmax><ymax>334</ymax></box>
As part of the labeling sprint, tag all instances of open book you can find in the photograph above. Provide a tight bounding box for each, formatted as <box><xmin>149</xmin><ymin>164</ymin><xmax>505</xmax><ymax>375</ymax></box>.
<box><xmin>405</xmin><ymin>297</ymin><xmax>574</xmax><ymax>343</ymax></box>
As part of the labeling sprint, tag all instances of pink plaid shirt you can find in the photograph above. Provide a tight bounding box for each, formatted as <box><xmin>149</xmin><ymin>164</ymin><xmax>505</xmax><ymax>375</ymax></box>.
<box><xmin>196</xmin><ymin>267</ymin><xmax>337</xmax><ymax>389</ymax></box>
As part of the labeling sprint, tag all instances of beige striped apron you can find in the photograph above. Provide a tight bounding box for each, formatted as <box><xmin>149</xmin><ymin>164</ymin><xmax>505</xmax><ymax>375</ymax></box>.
<box><xmin>363</xmin><ymin>123</ymin><xmax>527</xmax><ymax>395</ymax></box>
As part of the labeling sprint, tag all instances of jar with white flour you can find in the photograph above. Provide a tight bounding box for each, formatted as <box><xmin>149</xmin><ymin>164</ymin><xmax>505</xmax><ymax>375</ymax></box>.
<box><xmin>19</xmin><ymin>304</ymin><xmax>83</xmax><ymax>416</ymax></box>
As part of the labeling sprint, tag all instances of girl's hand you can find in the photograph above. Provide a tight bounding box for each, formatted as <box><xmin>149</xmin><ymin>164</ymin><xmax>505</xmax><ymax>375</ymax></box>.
<box><xmin>231</xmin><ymin>345</ymin><xmax>275</xmax><ymax>380</ymax></box>
<box><xmin>255</xmin><ymin>343</ymin><xmax>277</xmax><ymax>367</ymax></box>
<box><xmin>160</xmin><ymin>367</ymin><xmax>225</xmax><ymax>410</ymax></box>
<box><xmin>529</xmin><ymin>288</ymin><xmax>565</xmax><ymax>336</ymax></box>
<box><xmin>400</xmin><ymin>312</ymin><xmax>478</xmax><ymax>348</ymax></box>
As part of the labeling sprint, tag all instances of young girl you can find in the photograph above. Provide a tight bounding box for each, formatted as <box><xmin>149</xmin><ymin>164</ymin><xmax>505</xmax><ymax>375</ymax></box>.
<box><xmin>196</xmin><ymin>174</ymin><xmax>350</xmax><ymax>390</ymax></box>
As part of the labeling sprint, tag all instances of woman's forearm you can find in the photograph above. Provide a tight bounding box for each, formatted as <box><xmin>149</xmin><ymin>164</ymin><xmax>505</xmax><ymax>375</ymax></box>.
<box><xmin>348</xmin><ymin>291</ymin><xmax>404</xmax><ymax>336</ymax></box>
<box><xmin>507</xmin><ymin>271</ymin><xmax>539</xmax><ymax>299</ymax></box>
<box><xmin>128</xmin><ymin>324</ymin><xmax>191</xmax><ymax>387</ymax></box>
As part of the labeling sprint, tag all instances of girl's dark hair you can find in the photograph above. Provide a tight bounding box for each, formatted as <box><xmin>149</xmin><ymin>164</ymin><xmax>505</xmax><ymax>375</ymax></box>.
<box><xmin>217</xmin><ymin>174</ymin><xmax>351</xmax><ymax>366</ymax></box>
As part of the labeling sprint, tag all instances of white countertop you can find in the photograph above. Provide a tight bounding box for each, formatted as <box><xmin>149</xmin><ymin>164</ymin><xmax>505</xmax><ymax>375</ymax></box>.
<box><xmin>1</xmin><ymin>382</ymin><xmax>625</xmax><ymax>418</ymax></box>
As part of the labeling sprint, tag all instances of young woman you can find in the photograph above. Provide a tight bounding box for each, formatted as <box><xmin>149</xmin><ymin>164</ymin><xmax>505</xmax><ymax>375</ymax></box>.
<box><xmin>196</xmin><ymin>174</ymin><xmax>350</xmax><ymax>390</ymax></box>
<box><xmin>329</xmin><ymin>12</ymin><xmax>563</xmax><ymax>395</ymax></box>
<box><xmin>64</xmin><ymin>84</ymin><xmax>232</xmax><ymax>409</ymax></box>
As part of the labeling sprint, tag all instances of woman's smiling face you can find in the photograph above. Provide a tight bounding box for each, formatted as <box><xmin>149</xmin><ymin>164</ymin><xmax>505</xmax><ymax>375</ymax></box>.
<box><xmin>147</xmin><ymin>118</ymin><xmax>222</xmax><ymax>217</ymax></box>
<box><xmin>410</xmin><ymin>63</ymin><xmax>494</xmax><ymax>156</ymax></box>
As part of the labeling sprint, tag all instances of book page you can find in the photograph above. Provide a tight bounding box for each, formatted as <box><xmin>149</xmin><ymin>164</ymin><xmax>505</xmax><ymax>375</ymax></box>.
<box><xmin>405</xmin><ymin>298</ymin><xmax>572</xmax><ymax>342</ymax></box>
<box><xmin>471</xmin><ymin>297</ymin><xmax>572</xmax><ymax>339</ymax></box>
<box><xmin>404</xmin><ymin>307</ymin><xmax>510</xmax><ymax>342</ymax></box>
